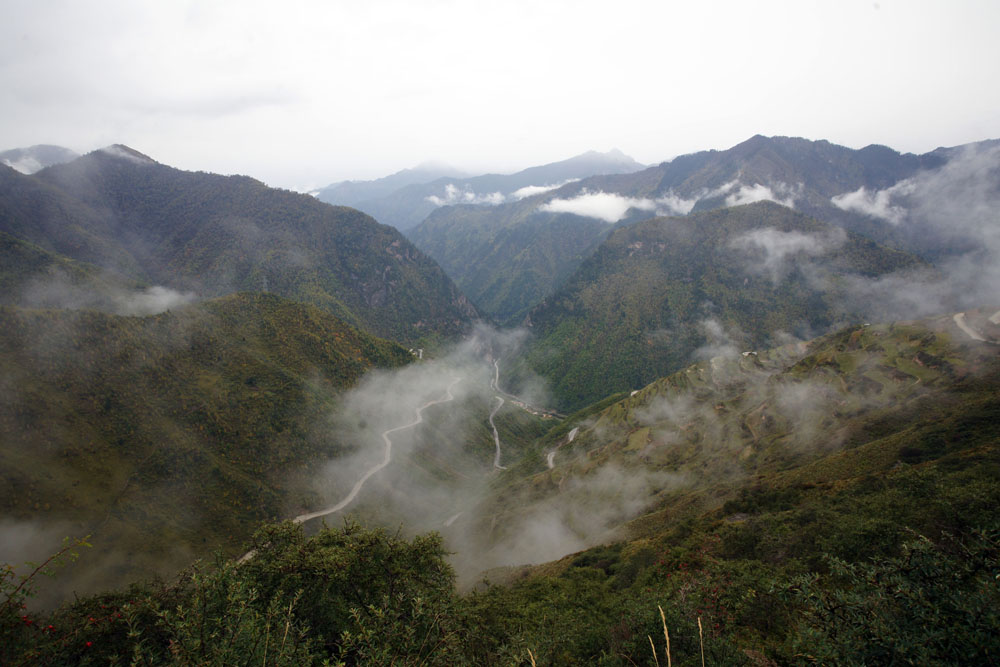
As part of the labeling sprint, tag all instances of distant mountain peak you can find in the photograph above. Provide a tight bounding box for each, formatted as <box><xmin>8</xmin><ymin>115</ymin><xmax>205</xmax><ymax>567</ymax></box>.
<box><xmin>97</xmin><ymin>144</ymin><xmax>156</xmax><ymax>165</ymax></box>
<box><xmin>572</xmin><ymin>148</ymin><xmax>641</xmax><ymax>164</ymax></box>
<box><xmin>0</xmin><ymin>144</ymin><xmax>79</xmax><ymax>174</ymax></box>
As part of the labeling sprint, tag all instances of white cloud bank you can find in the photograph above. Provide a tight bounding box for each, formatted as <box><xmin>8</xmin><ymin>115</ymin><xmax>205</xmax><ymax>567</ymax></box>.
<box><xmin>730</xmin><ymin>226</ymin><xmax>846</xmax><ymax>284</ymax></box>
<box><xmin>115</xmin><ymin>286</ymin><xmax>197</xmax><ymax>316</ymax></box>
<box><xmin>426</xmin><ymin>183</ymin><xmax>504</xmax><ymax>206</ymax></box>
<box><xmin>538</xmin><ymin>188</ymin><xmax>698</xmax><ymax>223</ymax></box>
<box><xmin>2</xmin><ymin>156</ymin><xmax>43</xmax><ymax>174</ymax></box>
<box><xmin>831</xmin><ymin>181</ymin><xmax>915</xmax><ymax>224</ymax></box>
<box><xmin>510</xmin><ymin>179</ymin><xmax>579</xmax><ymax>200</ymax></box>
<box><xmin>708</xmin><ymin>180</ymin><xmax>801</xmax><ymax>208</ymax></box>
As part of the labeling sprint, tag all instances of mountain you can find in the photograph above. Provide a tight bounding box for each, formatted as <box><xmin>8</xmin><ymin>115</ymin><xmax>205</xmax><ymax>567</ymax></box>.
<box><xmin>0</xmin><ymin>231</ymin><xmax>141</xmax><ymax>310</ymax></box>
<box><xmin>0</xmin><ymin>292</ymin><xmax>413</xmax><ymax>603</ymax></box>
<box><xmin>409</xmin><ymin>197</ymin><xmax>614</xmax><ymax>323</ymax></box>
<box><xmin>314</xmin><ymin>161</ymin><xmax>468</xmax><ymax>208</ymax></box>
<box><xmin>0</xmin><ymin>144</ymin><xmax>79</xmax><ymax>174</ymax></box>
<box><xmin>512</xmin><ymin>201</ymin><xmax>924</xmax><ymax>411</ymax></box>
<box><xmin>408</xmin><ymin>136</ymin><xmax>988</xmax><ymax>324</ymax></box>
<box><xmin>11</xmin><ymin>309</ymin><xmax>998</xmax><ymax>664</ymax></box>
<box><xmin>0</xmin><ymin>146</ymin><xmax>478</xmax><ymax>344</ymax></box>
<box><xmin>460</xmin><ymin>308</ymin><xmax>1000</xmax><ymax>663</ymax></box>
<box><xmin>317</xmin><ymin>149</ymin><xmax>646</xmax><ymax>231</ymax></box>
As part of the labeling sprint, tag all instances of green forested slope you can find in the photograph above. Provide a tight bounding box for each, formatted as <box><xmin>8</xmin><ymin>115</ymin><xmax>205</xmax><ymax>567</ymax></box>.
<box><xmin>1</xmin><ymin>149</ymin><xmax>478</xmax><ymax>344</ymax></box>
<box><xmin>517</xmin><ymin>201</ymin><xmax>924</xmax><ymax>411</ymax></box>
<box><xmin>7</xmin><ymin>310</ymin><xmax>998</xmax><ymax>665</ymax></box>
<box><xmin>0</xmin><ymin>231</ymin><xmax>137</xmax><ymax>308</ymax></box>
<box><xmin>411</xmin><ymin>200</ymin><xmax>611</xmax><ymax>323</ymax></box>
<box><xmin>0</xmin><ymin>292</ymin><xmax>412</xmax><ymax>599</ymax></box>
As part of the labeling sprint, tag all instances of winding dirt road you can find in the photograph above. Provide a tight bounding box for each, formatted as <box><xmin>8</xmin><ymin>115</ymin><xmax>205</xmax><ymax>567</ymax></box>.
<box><xmin>953</xmin><ymin>310</ymin><xmax>1000</xmax><ymax>344</ymax></box>
<box><xmin>547</xmin><ymin>426</ymin><xmax>578</xmax><ymax>469</ymax></box>
<box><xmin>291</xmin><ymin>376</ymin><xmax>462</xmax><ymax>525</ymax></box>
<box><xmin>489</xmin><ymin>395</ymin><xmax>507</xmax><ymax>470</ymax></box>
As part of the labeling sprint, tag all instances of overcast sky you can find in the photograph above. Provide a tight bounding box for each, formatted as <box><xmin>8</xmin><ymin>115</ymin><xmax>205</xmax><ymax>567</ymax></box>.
<box><xmin>2</xmin><ymin>0</ymin><xmax>999</xmax><ymax>190</ymax></box>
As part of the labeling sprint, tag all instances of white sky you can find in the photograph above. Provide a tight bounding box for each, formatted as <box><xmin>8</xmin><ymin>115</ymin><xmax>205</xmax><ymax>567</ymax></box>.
<box><xmin>2</xmin><ymin>0</ymin><xmax>999</xmax><ymax>191</ymax></box>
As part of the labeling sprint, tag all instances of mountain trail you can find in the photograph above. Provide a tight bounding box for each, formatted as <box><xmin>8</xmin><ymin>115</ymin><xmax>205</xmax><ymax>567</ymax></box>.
<box><xmin>547</xmin><ymin>426</ymin><xmax>579</xmax><ymax>469</ymax></box>
<box><xmin>490</xmin><ymin>395</ymin><xmax>507</xmax><ymax>469</ymax></box>
<box><xmin>292</xmin><ymin>376</ymin><xmax>463</xmax><ymax>524</ymax></box>
<box><xmin>953</xmin><ymin>311</ymin><xmax>998</xmax><ymax>343</ymax></box>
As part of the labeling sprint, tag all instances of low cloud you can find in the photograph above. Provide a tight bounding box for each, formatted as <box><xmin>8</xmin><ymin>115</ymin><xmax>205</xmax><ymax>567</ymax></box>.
<box><xmin>3</xmin><ymin>156</ymin><xmax>44</xmax><ymax>174</ymax></box>
<box><xmin>426</xmin><ymin>183</ymin><xmax>504</xmax><ymax>206</ymax></box>
<box><xmin>724</xmin><ymin>181</ymin><xmax>800</xmax><ymax>208</ymax></box>
<box><xmin>539</xmin><ymin>189</ymin><xmax>700</xmax><ymax>223</ymax></box>
<box><xmin>831</xmin><ymin>182</ymin><xmax>914</xmax><ymax>224</ymax></box>
<box><xmin>511</xmin><ymin>179</ymin><xmax>579</xmax><ymax>200</ymax></box>
<box><xmin>836</xmin><ymin>143</ymin><xmax>1000</xmax><ymax>317</ymax></box>
<box><xmin>730</xmin><ymin>226</ymin><xmax>846</xmax><ymax>284</ymax></box>
<box><xmin>693</xmin><ymin>317</ymin><xmax>742</xmax><ymax>361</ymax></box>
<box><xmin>655</xmin><ymin>192</ymin><xmax>699</xmax><ymax>216</ymax></box>
<box><xmin>114</xmin><ymin>286</ymin><xmax>197</xmax><ymax>316</ymax></box>
<box><xmin>19</xmin><ymin>274</ymin><xmax>197</xmax><ymax>317</ymax></box>
<box><xmin>539</xmin><ymin>189</ymin><xmax>656</xmax><ymax>223</ymax></box>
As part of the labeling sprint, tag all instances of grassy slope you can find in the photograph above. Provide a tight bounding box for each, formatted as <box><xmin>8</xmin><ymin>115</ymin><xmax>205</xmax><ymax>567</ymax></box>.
<box><xmin>465</xmin><ymin>310</ymin><xmax>1000</xmax><ymax>662</ymax></box>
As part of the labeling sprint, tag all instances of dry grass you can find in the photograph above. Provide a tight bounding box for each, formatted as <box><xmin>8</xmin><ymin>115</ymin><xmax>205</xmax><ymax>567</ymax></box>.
<box><xmin>658</xmin><ymin>605</ymin><xmax>672</xmax><ymax>667</ymax></box>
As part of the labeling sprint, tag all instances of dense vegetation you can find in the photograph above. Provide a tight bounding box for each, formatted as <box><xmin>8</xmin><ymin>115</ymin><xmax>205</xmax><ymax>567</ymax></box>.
<box><xmin>1</xmin><ymin>148</ymin><xmax>477</xmax><ymax>344</ymax></box>
<box><xmin>515</xmin><ymin>201</ymin><xmax>923</xmax><ymax>411</ymax></box>
<box><xmin>407</xmin><ymin>135</ymin><xmax>961</xmax><ymax>330</ymax></box>
<box><xmin>411</xmin><ymin>200</ymin><xmax>613</xmax><ymax>323</ymax></box>
<box><xmin>2</xmin><ymin>136</ymin><xmax>998</xmax><ymax>663</ymax></box>
<box><xmin>4</xmin><ymin>312</ymin><xmax>998</xmax><ymax>664</ymax></box>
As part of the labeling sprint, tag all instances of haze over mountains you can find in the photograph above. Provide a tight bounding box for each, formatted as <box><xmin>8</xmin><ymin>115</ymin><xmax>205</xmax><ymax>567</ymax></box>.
<box><xmin>0</xmin><ymin>145</ymin><xmax>477</xmax><ymax>343</ymax></box>
<box><xmin>316</xmin><ymin>148</ymin><xmax>646</xmax><ymax>231</ymax></box>
<box><xmin>2</xmin><ymin>133</ymin><xmax>999</xmax><ymax>663</ymax></box>
<box><xmin>410</xmin><ymin>135</ymin><xmax>999</xmax><ymax>325</ymax></box>
<box><xmin>0</xmin><ymin>144</ymin><xmax>79</xmax><ymax>175</ymax></box>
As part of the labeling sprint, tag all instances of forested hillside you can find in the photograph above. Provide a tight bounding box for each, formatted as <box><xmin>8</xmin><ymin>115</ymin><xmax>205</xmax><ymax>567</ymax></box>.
<box><xmin>1</xmin><ymin>148</ymin><xmax>478</xmax><ymax>344</ymax></box>
<box><xmin>0</xmin><ymin>293</ymin><xmax>412</xmax><ymax>602</ymax></box>
<box><xmin>514</xmin><ymin>201</ymin><xmax>923</xmax><ymax>411</ymax></box>
<box><xmin>411</xmin><ymin>199</ymin><xmax>613</xmax><ymax>323</ymax></box>
<box><xmin>6</xmin><ymin>310</ymin><xmax>998</xmax><ymax>664</ymax></box>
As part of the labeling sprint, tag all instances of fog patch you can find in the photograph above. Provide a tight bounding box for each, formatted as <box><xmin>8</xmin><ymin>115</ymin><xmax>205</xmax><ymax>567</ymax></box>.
<box><xmin>730</xmin><ymin>226</ymin><xmax>847</xmax><ymax>284</ymax></box>
<box><xmin>511</xmin><ymin>179</ymin><xmax>579</xmax><ymax>200</ymax></box>
<box><xmin>426</xmin><ymin>183</ymin><xmax>504</xmax><ymax>206</ymax></box>
<box><xmin>114</xmin><ymin>286</ymin><xmax>197</xmax><ymax>316</ymax></box>
<box><xmin>540</xmin><ymin>189</ymin><xmax>657</xmax><ymax>223</ymax></box>
<box><xmin>773</xmin><ymin>380</ymin><xmax>844</xmax><ymax>451</ymax></box>
<box><xmin>302</xmin><ymin>323</ymin><xmax>550</xmax><ymax>530</ymax></box>
<box><xmin>481</xmin><ymin>464</ymin><xmax>682</xmax><ymax>569</ymax></box>
<box><xmin>724</xmin><ymin>181</ymin><xmax>800</xmax><ymax>208</ymax></box>
<box><xmin>831</xmin><ymin>182</ymin><xmax>913</xmax><ymax>224</ymax></box>
<box><xmin>693</xmin><ymin>317</ymin><xmax>741</xmax><ymax>361</ymax></box>
<box><xmin>0</xmin><ymin>519</ymin><xmax>87</xmax><ymax>609</ymax></box>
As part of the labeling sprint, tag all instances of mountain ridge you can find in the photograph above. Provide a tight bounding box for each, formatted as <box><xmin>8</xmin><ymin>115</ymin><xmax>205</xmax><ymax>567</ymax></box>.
<box><xmin>0</xmin><ymin>145</ymin><xmax>479</xmax><ymax>344</ymax></box>
<box><xmin>318</xmin><ymin>148</ymin><xmax>646</xmax><ymax>231</ymax></box>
